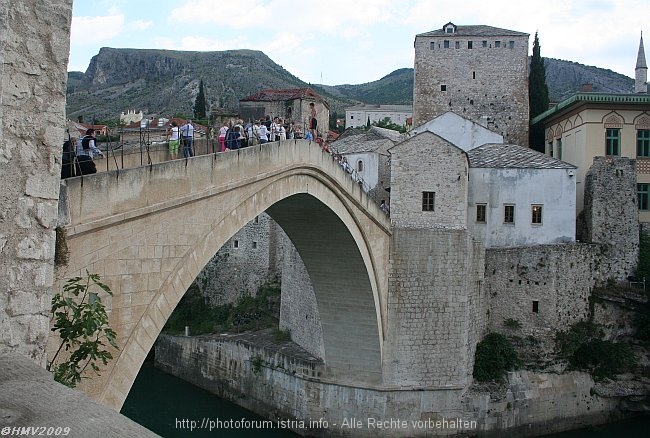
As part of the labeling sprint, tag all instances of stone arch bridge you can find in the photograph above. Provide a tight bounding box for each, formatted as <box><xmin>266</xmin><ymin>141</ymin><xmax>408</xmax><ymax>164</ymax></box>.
<box><xmin>55</xmin><ymin>140</ymin><xmax>391</xmax><ymax>409</ymax></box>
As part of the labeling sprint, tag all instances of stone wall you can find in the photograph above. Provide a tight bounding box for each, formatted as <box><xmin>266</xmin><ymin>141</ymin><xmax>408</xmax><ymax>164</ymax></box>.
<box><xmin>384</xmin><ymin>228</ymin><xmax>485</xmax><ymax>388</ymax></box>
<box><xmin>279</xmin><ymin>243</ymin><xmax>325</xmax><ymax>360</ymax></box>
<box><xmin>389</xmin><ymin>132</ymin><xmax>468</xmax><ymax>229</ymax></box>
<box><xmin>413</xmin><ymin>29</ymin><xmax>530</xmax><ymax>146</ymax></box>
<box><xmin>193</xmin><ymin>213</ymin><xmax>283</xmax><ymax>304</ymax></box>
<box><xmin>582</xmin><ymin>157</ymin><xmax>639</xmax><ymax>282</ymax></box>
<box><xmin>156</xmin><ymin>334</ymin><xmax>619</xmax><ymax>437</ymax></box>
<box><xmin>0</xmin><ymin>0</ymin><xmax>72</xmax><ymax>365</ymax></box>
<box><xmin>485</xmin><ymin>244</ymin><xmax>602</xmax><ymax>345</ymax></box>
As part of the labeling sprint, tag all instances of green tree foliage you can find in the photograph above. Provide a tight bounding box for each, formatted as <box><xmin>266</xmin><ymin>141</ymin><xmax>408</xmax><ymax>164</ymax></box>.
<box><xmin>570</xmin><ymin>340</ymin><xmax>636</xmax><ymax>379</ymax></box>
<box><xmin>473</xmin><ymin>332</ymin><xmax>521</xmax><ymax>381</ymax></box>
<box><xmin>372</xmin><ymin>117</ymin><xmax>407</xmax><ymax>133</ymax></box>
<box><xmin>47</xmin><ymin>272</ymin><xmax>118</xmax><ymax>388</ymax></box>
<box><xmin>193</xmin><ymin>79</ymin><xmax>207</xmax><ymax>120</ymax></box>
<box><xmin>163</xmin><ymin>282</ymin><xmax>282</xmax><ymax>335</ymax></box>
<box><xmin>529</xmin><ymin>32</ymin><xmax>550</xmax><ymax>152</ymax></box>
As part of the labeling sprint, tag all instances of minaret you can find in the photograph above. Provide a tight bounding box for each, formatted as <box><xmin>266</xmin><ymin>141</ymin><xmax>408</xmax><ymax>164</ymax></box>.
<box><xmin>636</xmin><ymin>31</ymin><xmax>648</xmax><ymax>93</ymax></box>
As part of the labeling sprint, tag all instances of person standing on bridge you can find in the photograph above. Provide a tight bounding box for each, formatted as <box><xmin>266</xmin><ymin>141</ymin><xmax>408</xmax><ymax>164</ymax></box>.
<box><xmin>167</xmin><ymin>121</ymin><xmax>180</xmax><ymax>160</ymax></box>
<box><xmin>180</xmin><ymin>120</ymin><xmax>195</xmax><ymax>158</ymax></box>
<box><xmin>75</xmin><ymin>128</ymin><xmax>104</xmax><ymax>175</ymax></box>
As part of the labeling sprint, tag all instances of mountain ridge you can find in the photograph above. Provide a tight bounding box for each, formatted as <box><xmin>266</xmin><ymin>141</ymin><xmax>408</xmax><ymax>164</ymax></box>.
<box><xmin>66</xmin><ymin>48</ymin><xmax>636</xmax><ymax>122</ymax></box>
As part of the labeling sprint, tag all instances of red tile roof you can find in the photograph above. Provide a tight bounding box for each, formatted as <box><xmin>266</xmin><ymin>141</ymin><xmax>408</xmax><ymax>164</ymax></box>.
<box><xmin>240</xmin><ymin>87</ymin><xmax>323</xmax><ymax>102</ymax></box>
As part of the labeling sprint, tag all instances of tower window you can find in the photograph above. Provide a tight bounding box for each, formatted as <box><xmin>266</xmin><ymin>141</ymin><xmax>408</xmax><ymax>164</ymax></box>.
<box><xmin>357</xmin><ymin>160</ymin><xmax>364</xmax><ymax>172</ymax></box>
<box><xmin>531</xmin><ymin>205</ymin><xmax>543</xmax><ymax>224</ymax></box>
<box><xmin>441</xmin><ymin>84</ymin><xmax>447</xmax><ymax>91</ymax></box>
<box><xmin>504</xmin><ymin>204</ymin><xmax>515</xmax><ymax>223</ymax></box>
<box><xmin>532</xmin><ymin>301</ymin><xmax>539</xmax><ymax>313</ymax></box>
<box><xmin>509</xmin><ymin>41</ymin><xmax>515</xmax><ymax>49</ymax></box>
<box><xmin>455</xmin><ymin>41</ymin><xmax>460</xmax><ymax>49</ymax></box>
<box><xmin>482</xmin><ymin>40</ymin><xmax>487</xmax><ymax>47</ymax></box>
<box><xmin>476</xmin><ymin>204</ymin><xmax>487</xmax><ymax>223</ymax></box>
<box><xmin>430</xmin><ymin>41</ymin><xmax>435</xmax><ymax>50</ymax></box>
<box><xmin>252</xmin><ymin>241</ymin><xmax>258</xmax><ymax>249</ymax></box>
<box><xmin>422</xmin><ymin>192</ymin><xmax>435</xmax><ymax>211</ymax></box>
<box><xmin>495</xmin><ymin>41</ymin><xmax>501</xmax><ymax>48</ymax></box>
<box><xmin>472</xmin><ymin>71</ymin><xmax>476</xmax><ymax>79</ymax></box>
<box><xmin>444</xmin><ymin>40</ymin><xmax>450</xmax><ymax>48</ymax></box>
<box><xmin>233</xmin><ymin>240</ymin><xmax>239</xmax><ymax>249</ymax></box>
<box><xmin>468</xmin><ymin>41</ymin><xmax>473</xmax><ymax>49</ymax></box>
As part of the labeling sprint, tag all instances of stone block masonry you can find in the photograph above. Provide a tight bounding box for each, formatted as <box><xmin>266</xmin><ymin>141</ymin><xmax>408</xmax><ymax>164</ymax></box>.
<box><xmin>413</xmin><ymin>26</ymin><xmax>530</xmax><ymax>146</ymax></box>
<box><xmin>384</xmin><ymin>228</ymin><xmax>485</xmax><ymax>388</ymax></box>
<box><xmin>0</xmin><ymin>0</ymin><xmax>73</xmax><ymax>365</ymax></box>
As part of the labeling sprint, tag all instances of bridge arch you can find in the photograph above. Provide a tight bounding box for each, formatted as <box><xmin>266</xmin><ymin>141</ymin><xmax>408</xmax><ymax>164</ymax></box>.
<box><xmin>55</xmin><ymin>141</ymin><xmax>390</xmax><ymax>409</ymax></box>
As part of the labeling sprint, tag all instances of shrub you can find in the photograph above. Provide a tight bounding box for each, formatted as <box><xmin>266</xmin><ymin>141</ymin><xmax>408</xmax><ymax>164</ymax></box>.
<box><xmin>47</xmin><ymin>272</ymin><xmax>118</xmax><ymax>388</ymax></box>
<box><xmin>473</xmin><ymin>333</ymin><xmax>521</xmax><ymax>382</ymax></box>
<box><xmin>570</xmin><ymin>340</ymin><xmax>637</xmax><ymax>379</ymax></box>
<box><xmin>555</xmin><ymin>320</ymin><xmax>603</xmax><ymax>358</ymax></box>
<box><xmin>503</xmin><ymin>318</ymin><xmax>521</xmax><ymax>329</ymax></box>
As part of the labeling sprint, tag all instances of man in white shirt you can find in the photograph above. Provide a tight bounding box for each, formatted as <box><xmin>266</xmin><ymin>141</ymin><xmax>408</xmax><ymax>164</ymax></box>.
<box><xmin>179</xmin><ymin>120</ymin><xmax>195</xmax><ymax>157</ymax></box>
<box><xmin>75</xmin><ymin>128</ymin><xmax>104</xmax><ymax>174</ymax></box>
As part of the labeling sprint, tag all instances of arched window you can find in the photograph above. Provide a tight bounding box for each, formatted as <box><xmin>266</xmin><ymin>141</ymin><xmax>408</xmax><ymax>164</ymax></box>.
<box><xmin>357</xmin><ymin>160</ymin><xmax>364</xmax><ymax>172</ymax></box>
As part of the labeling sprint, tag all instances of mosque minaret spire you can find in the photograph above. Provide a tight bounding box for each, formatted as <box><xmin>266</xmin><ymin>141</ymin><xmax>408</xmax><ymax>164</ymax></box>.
<box><xmin>636</xmin><ymin>31</ymin><xmax>647</xmax><ymax>93</ymax></box>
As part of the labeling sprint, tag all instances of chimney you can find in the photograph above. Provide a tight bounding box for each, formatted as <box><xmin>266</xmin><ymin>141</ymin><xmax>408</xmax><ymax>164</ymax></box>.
<box><xmin>581</xmin><ymin>84</ymin><xmax>593</xmax><ymax>92</ymax></box>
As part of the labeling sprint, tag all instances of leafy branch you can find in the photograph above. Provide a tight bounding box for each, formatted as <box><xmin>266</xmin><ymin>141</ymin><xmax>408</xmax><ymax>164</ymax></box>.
<box><xmin>47</xmin><ymin>271</ymin><xmax>118</xmax><ymax>388</ymax></box>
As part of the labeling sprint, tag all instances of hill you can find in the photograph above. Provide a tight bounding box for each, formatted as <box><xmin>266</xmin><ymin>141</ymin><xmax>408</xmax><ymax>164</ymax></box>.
<box><xmin>66</xmin><ymin>48</ymin><xmax>635</xmax><ymax>122</ymax></box>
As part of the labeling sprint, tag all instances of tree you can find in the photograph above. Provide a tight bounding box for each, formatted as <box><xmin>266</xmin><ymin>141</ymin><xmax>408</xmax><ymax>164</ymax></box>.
<box><xmin>529</xmin><ymin>32</ymin><xmax>550</xmax><ymax>152</ymax></box>
<box><xmin>47</xmin><ymin>272</ymin><xmax>118</xmax><ymax>388</ymax></box>
<box><xmin>193</xmin><ymin>79</ymin><xmax>207</xmax><ymax>120</ymax></box>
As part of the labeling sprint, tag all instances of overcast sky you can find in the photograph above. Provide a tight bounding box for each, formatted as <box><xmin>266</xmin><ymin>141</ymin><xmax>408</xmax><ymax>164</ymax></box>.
<box><xmin>69</xmin><ymin>0</ymin><xmax>648</xmax><ymax>86</ymax></box>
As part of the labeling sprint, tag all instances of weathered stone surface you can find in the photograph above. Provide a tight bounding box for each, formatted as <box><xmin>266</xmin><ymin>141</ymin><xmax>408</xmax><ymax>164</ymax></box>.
<box><xmin>0</xmin><ymin>0</ymin><xmax>71</xmax><ymax>366</ymax></box>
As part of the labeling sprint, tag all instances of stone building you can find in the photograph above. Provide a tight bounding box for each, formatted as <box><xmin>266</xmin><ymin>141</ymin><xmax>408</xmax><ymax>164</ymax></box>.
<box><xmin>344</xmin><ymin>104</ymin><xmax>412</xmax><ymax>129</ymax></box>
<box><xmin>239</xmin><ymin>87</ymin><xmax>329</xmax><ymax>137</ymax></box>
<box><xmin>467</xmin><ymin>143</ymin><xmax>577</xmax><ymax>248</ymax></box>
<box><xmin>413</xmin><ymin>22</ymin><xmax>530</xmax><ymax>146</ymax></box>
<box><xmin>328</xmin><ymin>126</ymin><xmax>400</xmax><ymax>202</ymax></box>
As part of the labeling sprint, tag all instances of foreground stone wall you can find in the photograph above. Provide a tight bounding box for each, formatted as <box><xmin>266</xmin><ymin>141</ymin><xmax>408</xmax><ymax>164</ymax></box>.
<box><xmin>485</xmin><ymin>244</ymin><xmax>602</xmax><ymax>344</ymax></box>
<box><xmin>582</xmin><ymin>157</ymin><xmax>639</xmax><ymax>282</ymax></box>
<box><xmin>384</xmin><ymin>228</ymin><xmax>485</xmax><ymax>388</ymax></box>
<box><xmin>156</xmin><ymin>334</ymin><xmax>619</xmax><ymax>437</ymax></box>
<box><xmin>0</xmin><ymin>0</ymin><xmax>72</xmax><ymax>365</ymax></box>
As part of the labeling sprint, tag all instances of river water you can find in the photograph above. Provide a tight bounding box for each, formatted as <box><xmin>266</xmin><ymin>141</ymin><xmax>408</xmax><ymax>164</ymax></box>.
<box><xmin>121</xmin><ymin>362</ymin><xmax>647</xmax><ymax>437</ymax></box>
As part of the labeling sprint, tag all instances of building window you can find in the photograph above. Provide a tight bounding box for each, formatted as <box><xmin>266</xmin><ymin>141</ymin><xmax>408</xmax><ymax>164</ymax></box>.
<box><xmin>606</xmin><ymin>128</ymin><xmax>620</xmax><ymax>156</ymax></box>
<box><xmin>468</xmin><ymin>41</ymin><xmax>473</xmax><ymax>49</ymax></box>
<box><xmin>556</xmin><ymin>138</ymin><xmax>563</xmax><ymax>160</ymax></box>
<box><xmin>548</xmin><ymin>141</ymin><xmax>553</xmax><ymax>157</ymax></box>
<box><xmin>253</xmin><ymin>215</ymin><xmax>259</xmax><ymax>224</ymax></box>
<box><xmin>472</xmin><ymin>71</ymin><xmax>476</xmax><ymax>79</ymax></box>
<box><xmin>532</xmin><ymin>300</ymin><xmax>539</xmax><ymax>313</ymax></box>
<box><xmin>233</xmin><ymin>240</ymin><xmax>239</xmax><ymax>249</ymax></box>
<box><xmin>357</xmin><ymin>160</ymin><xmax>364</xmax><ymax>172</ymax></box>
<box><xmin>441</xmin><ymin>84</ymin><xmax>447</xmax><ymax>91</ymax></box>
<box><xmin>445</xmin><ymin>25</ymin><xmax>454</xmax><ymax>34</ymax></box>
<box><xmin>444</xmin><ymin>40</ymin><xmax>450</xmax><ymax>48</ymax></box>
<box><xmin>476</xmin><ymin>204</ymin><xmax>487</xmax><ymax>223</ymax></box>
<box><xmin>422</xmin><ymin>192</ymin><xmax>435</xmax><ymax>211</ymax></box>
<box><xmin>455</xmin><ymin>41</ymin><xmax>460</xmax><ymax>49</ymax></box>
<box><xmin>638</xmin><ymin>129</ymin><xmax>650</xmax><ymax>157</ymax></box>
<box><xmin>482</xmin><ymin>40</ymin><xmax>487</xmax><ymax>47</ymax></box>
<box><xmin>509</xmin><ymin>41</ymin><xmax>515</xmax><ymax>49</ymax></box>
<box><xmin>638</xmin><ymin>184</ymin><xmax>649</xmax><ymax>211</ymax></box>
<box><xmin>531</xmin><ymin>205</ymin><xmax>543</xmax><ymax>224</ymax></box>
<box><xmin>252</xmin><ymin>241</ymin><xmax>258</xmax><ymax>249</ymax></box>
<box><xmin>495</xmin><ymin>41</ymin><xmax>501</xmax><ymax>48</ymax></box>
<box><xmin>504</xmin><ymin>204</ymin><xmax>515</xmax><ymax>223</ymax></box>
<box><xmin>430</xmin><ymin>42</ymin><xmax>435</xmax><ymax>50</ymax></box>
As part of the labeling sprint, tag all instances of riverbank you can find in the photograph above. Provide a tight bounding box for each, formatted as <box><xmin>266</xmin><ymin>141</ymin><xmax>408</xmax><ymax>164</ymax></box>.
<box><xmin>153</xmin><ymin>330</ymin><xmax>644</xmax><ymax>437</ymax></box>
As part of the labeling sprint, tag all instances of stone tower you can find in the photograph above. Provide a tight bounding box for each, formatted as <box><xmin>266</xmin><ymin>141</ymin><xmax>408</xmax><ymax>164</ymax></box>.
<box><xmin>413</xmin><ymin>22</ymin><xmax>530</xmax><ymax>146</ymax></box>
<box><xmin>636</xmin><ymin>32</ymin><xmax>648</xmax><ymax>94</ymax></box>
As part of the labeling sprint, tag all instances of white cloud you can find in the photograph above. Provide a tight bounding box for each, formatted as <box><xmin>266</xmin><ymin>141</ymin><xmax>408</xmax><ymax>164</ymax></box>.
<box><xmin>131</xmin><ymin>20</ymin><xmax>153</xmax><ymax>31</ymax></box>
<box><xmin>70</xmin><ymin>14</ymin><xmax>125</xmax><ymax>46</ymax></box>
